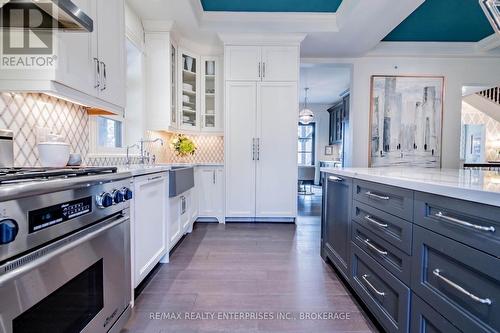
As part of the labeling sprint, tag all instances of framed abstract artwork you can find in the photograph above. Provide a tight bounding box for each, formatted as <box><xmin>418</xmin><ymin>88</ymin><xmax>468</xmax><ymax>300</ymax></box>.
<box><xmin>369</xmin><ymin>75</ymin><xmax>444</xmax><ymax>168</ymax></box>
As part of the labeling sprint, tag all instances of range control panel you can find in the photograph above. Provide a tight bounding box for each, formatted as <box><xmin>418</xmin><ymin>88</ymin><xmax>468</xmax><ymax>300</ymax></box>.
<box><xmin>28</xmin><ymin>197</ymin><xmax>92</xmax><ymax>233</ymax></box>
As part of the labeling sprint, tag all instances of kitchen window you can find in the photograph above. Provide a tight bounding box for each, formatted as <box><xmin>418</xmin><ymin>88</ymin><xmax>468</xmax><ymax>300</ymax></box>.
<box><xmin>97</xmin><ymin>116</ymin><xmax>123</xmax><ymax>148</ymax></box>
<box><xmin>298</xmin><ymin>123</ymin><xmax>315</xmax><ymax>165</ymax></box>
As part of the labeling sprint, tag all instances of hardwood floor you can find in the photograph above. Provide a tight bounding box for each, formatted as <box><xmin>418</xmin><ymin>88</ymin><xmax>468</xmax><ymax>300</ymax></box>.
<box><xmin>122</xmin><ymin>191</ymin><xmax>378</xmax><ymax>333</ymax></box>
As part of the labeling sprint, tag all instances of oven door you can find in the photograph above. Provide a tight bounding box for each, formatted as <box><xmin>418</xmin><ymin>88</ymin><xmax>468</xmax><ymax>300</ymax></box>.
<box><xmin>0</xmin><ymin>213</ymin><xmax>130</xmax><ymax>333</ymax></box>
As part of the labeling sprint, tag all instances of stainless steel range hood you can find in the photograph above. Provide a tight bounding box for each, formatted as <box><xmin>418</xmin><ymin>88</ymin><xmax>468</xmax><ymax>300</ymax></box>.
<box><xmin>1</xmin><ymin>0</ymin><xmax>93</xmax><ymax>32</ymax></box>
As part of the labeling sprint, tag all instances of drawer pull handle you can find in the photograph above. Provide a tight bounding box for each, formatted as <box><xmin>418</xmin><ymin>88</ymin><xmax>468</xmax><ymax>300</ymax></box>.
<box><xmin>433</xmin><ymin>269</ymin><xmax>492</xmax><ymax>305</ymax></box>
<box><xmin>329</xmin><ymin>176</ymin><xmax>344</xmax><ymax>182</ymax></box>
<box><xmin>364</xmin><ymin>215</ymin><xmax>388</xmax><ymax>228</ymax></box>
<box><xmin>365</xmin><ymin>191</ymin><xmax>390</xmax><ymax>200</ymax></box>
<box><xmin>434</xmin><ymin>212</ymin><xmax>495</xmax><ymax>233</ymax></box>
<box><xmin>364</xmin><ymin>239</ymin><xmax>388</xmax><ymax>255</ymax></box>
<box><xmin>361</xmin><ymin>274</ymin><xmax>385</xmax><ymax>296</ymax></box>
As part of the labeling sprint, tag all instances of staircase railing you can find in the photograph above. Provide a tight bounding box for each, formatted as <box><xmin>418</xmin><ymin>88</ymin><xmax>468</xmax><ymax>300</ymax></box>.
<box><xmin>478</xmin><ymin>87</ymin><xmax>500</xmax><ymax>105</ymax></box>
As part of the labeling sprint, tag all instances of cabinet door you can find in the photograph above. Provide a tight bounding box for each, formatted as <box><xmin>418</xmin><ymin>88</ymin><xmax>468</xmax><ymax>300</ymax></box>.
<box><xmin>133</xmin><ymin>175</ymin><xmax>167</xmax><ymax>286</ymax></box>
<box><xmin>179</xmin><ymin>49</ymin><xmax>200</xmax><ymax>129</ymax></box>
<box><xmin>323</xmin><ymin>174</ymin><xmax>352</xmax><ymax>281</ymax></box>
<box><xmin>201</xmin><ymin>57</ymin><xmax>221</xmax><ymax>132</ymax></box>
<box><xmin>198</xmin><ymin>167</ymin><xmax>224</xmax><ymax>219</ymax></box>
<box><xmin>97</xmin><ymin>0</ymin><xmax>125</xmax><ymax>107</ymax></box>
<box><xmin>225</xmin><ymin>46</ymin><xmax>261</xmax><ymax>81</ymax></box>
<box><xmin>55</xmin><ymin>0</ymin><xmax>97</xmax><ymax>97</ymax></box>
<box><xmin>261</xmin><ymin>46</ymin><xmax>299</xmax><ymax>82</ymax></box>
<box><xmin>168</xmin><ymin>196</ymin><xmax>182</xmax><ymax>250</ymax></box>
<box><xmin>225</xmin><ymin>82</ymin><xmax>257</xmax><ymax>218</ymax></box>
<box><xmin>255</xmin><ymin>82</ymin><xmax>297</xmax><ymax>218</ymax></box>
<box><xmin>180</xmin><ymin>193</ymin><xmax>191</xmax><ymax>232</ymax></box>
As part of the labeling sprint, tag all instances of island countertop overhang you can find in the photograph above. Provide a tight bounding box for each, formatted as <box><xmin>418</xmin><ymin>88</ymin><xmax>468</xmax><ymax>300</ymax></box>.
<box><xmin>320</xmin><ymin>167</ymin><xmax>500</xmax><ymax>208</ymax></box>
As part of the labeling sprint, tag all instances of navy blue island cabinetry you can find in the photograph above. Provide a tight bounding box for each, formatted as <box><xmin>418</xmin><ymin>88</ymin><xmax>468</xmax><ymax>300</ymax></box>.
<box><xmin>321</xmin><ymin>168</ymin><xmax>500</xmax><ymax>333</ymax></box>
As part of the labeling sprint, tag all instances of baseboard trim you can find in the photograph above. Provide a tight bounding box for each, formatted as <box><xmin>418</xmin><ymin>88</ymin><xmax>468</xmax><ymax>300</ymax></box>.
<box><xmin>225</xmin><ymin>217</ymin><xmax>296</xmax><ymax>223</ymax></box>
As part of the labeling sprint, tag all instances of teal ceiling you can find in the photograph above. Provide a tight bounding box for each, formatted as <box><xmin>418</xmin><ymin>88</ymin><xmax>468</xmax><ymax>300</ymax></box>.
<box><xmin>384</xmin><ymin>0</ymin><xmax>494</xmax><ymax>42</ymax></box>
<box><xmin>200</xmin><ymin>0</ymin><xmax>343</xmax><ymax>13</ymax></box>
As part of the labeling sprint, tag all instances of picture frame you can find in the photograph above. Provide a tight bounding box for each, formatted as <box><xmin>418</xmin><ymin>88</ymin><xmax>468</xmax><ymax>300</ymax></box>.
<box><xmin>369</xmin><ymin>75</ymin><xmax>444</xmax><ymax>168</ymax></box>
<box><xmin>325</xmin><ymin>146</ymin><xmax>333</xmax><ymax>156</ymax></box>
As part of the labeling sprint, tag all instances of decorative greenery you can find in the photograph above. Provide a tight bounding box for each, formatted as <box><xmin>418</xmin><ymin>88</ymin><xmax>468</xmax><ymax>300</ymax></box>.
<box><xmin>171</xmin><ymin>134</ymin><xmax>197</xmax><ymax>157</ymax></box>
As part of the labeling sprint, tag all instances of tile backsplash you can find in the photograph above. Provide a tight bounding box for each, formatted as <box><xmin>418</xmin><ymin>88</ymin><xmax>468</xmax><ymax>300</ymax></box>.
<box><xmin>0</xmin><ymin>92</ymin><xmax>89</xmax><ymax>166</ymax></box>
<box><xmin>147</xmin><ymin>131</ymin><xmax>224</xmax><ymax>164</ymax></box>
<box><xmin>0</xmin><ymin>92</ymin><xmax>224</xmax><ymax>167</ymax></box>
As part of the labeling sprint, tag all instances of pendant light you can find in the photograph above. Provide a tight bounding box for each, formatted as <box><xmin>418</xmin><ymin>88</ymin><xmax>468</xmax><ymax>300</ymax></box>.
<box><xmin>299</xmin><ymin>87</ymin><xmax>314</xmax><ymax>124</ymax></box>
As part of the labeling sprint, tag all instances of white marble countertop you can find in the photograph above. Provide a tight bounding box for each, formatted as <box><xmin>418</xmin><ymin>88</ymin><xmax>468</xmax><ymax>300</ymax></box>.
<box><xmin>321</xmin><ymin>167</ymin><xmax>500</xmax><ymax>207</ymax></box>
<box><xmin>116</xmin><ymin>163</ymin><xmax>224</xmax><ymax>177</ymax></box>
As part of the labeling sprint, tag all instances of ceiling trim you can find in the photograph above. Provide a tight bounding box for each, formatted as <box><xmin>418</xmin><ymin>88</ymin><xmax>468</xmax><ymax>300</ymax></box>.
<box><xmin>364</xmin><ymin>41</ymin><xmax>500</xmax><ymax>58</ymax></box>
<box><xmin>218</xmin><ymin>33</ymin><xmax>307</xmax><ymax>45</ymax></box>
<box><xmin>189</xmin><ymin>0</ymin><xmax>338</xmax><ymax>33</ymax></box>
<box><xmin>476</xmin><ymin>33</ymin><xmax>500</xmax><ymax>52</ymax></box>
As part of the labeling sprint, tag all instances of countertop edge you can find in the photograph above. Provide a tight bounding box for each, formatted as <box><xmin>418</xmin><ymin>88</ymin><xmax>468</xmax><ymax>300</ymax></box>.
<box><xmin>320</xmin><ymin>167</ymin><xmax>500</xmax><ymax>208</ymax></box>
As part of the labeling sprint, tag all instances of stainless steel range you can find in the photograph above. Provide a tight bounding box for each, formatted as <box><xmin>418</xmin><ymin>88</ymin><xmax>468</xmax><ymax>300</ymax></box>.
<box><xmin>0</xmin><ymin>167</ymin><xmax>133</xmax><ymax>333</ymax></box>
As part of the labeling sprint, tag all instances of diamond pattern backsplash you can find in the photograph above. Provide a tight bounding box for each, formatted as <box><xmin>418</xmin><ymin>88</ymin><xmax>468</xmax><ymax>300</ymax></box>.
<box><xmin>146</xmin><ymin>131</ymin><xmax>224</xmax><ymax>164</ymax></box>
<box><xmin>0</xmin><ymin>92</ymin><xmax>224</xmax><ymax>167</ymax></box>
<box><xmin>462</xmin><ymin>101</ymin><xmax>500</xmax><ymax>161</ymax></box>
<box><xmin>0</xmin><ymin>92</ymin><xmax>89</xmax><ymax>167</ymax></box>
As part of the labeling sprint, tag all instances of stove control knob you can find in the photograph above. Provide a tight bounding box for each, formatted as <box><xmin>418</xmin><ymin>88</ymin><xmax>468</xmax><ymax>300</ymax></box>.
<box><xmin>96</xmin><ymin>192</ymin><xmax>113</xmax><ymax>208</ymax></box>
<box><xmin>0</xmin><ymin>219</ymin><xmax>18</xmax><ymax>245</ymax></box>
<box><xmin>112</xmin><ymin>189</ymin><xmax>125</xmax><ymax>204</ymax></box>
<box><xmin>121</xmin><ymin>187</ymin><xmax>133</xmax><ymax>201</ymax></box>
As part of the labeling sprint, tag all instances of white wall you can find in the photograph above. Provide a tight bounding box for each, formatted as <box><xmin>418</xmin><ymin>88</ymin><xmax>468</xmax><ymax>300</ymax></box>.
<box><xmin>343</xmin><ymin>56</ymin><xmax>500</xmax><ymax>168</ymax></box>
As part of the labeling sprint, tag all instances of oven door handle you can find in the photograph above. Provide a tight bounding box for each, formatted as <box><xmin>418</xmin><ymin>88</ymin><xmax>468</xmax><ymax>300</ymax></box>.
<box><xmin>0</xmin><ymin>214</ymin><xmax>128</xmax><ymax>286</ymax></box>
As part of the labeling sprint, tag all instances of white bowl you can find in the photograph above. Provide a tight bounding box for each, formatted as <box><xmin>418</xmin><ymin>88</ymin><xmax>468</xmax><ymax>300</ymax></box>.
<box><xmin>183</xmin><ymin>83</ymin><xmax>193</xmax><ymax>91</ymax></box>
<box><xmin>38</xmin><ymin>142</ymin><xmax>70</xmax><ymax>167</ymax></box>
<box><xmin>182</xmin><ymin>95</ymin><xmax>190</xmax><ymax>103</ymax></box>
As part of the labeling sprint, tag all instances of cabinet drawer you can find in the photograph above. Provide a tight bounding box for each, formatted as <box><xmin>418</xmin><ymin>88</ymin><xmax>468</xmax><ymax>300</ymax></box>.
<box><xmin>354</xmin><ymin>180</ymin><xmax>413</xmax><ymax>221</ymax></box>
<box><xmin>351</xmin><ymin>243</ymin><xmax>410</xmax><ymax>333</ymax></box>
<box><xmin>353</xmin><ymin>201</ymin><xmax>413</xmax><ymax>254</ymax></box>
<box><xmin>412</xmin><ymin>226</ymin><xmax>500</xmax><ymax>333</ymax></box>
<box><xmin>415</xmin><ymin>192</ymin><xmax>500</xmax><ymax>258</ymax></box>
<box><xmin>411</xmin><ymin>294</ymin><xmax>460</xmax><ymax>333</ymax></box>
<box><xmin>352</xmin><ymin>222</ymin><xmax>411</xmax><ymax>285</ymax></box>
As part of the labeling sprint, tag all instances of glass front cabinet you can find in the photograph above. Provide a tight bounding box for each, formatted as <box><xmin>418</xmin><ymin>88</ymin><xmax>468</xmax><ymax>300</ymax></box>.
<box><xmin>175</xmin><ymin>49</ymin><xmax>221</xmax><ymax>133</ymax></box>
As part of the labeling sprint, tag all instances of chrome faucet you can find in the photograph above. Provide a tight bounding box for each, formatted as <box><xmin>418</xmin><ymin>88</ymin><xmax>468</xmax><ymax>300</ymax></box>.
<box><xmin>138</xmin><ymin>138</ymin><xmax>164</xmax><ymax>164</ymax></box>
<box><xmin>125</xmin><ymin>143</ymin><xmax>140</xmax><ymax>165</ymax></box>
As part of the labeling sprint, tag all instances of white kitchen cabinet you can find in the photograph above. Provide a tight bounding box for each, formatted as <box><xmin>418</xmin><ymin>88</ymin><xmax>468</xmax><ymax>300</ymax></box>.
<box><xmin>255</xmin><ymin>82</ymin><xmax>298</xmax><ymax>217</ymax></box>
<box><xmin>56</xmin><ymin>0</ymin><xmax>98</xmax><ymax>97</ymax></box>
<box><xmin>168</xmin><ymin>187</ymin><xmax>196</xmax><ymax>250</ymax></box>
<box><xmin>179</xmin><ymin>49</ymin><xmax>200</xmax><ymax>130</ymax></box>
<box><xmin>225</xmin><ymin>82</ymin><xmax>257</xmax><ymax>218</ymax></box>
<box><xmin>225</xmin><ymin>81</ymin><xmax>297</xmax><ymax>220</ymax></box>
<box><xmin>197</xmin><ymin>166</ymin><xmax>224</xmax><ymax>222</ymax></box>
<box><xmin>261</xmin><ymin>46</ymin><xmax>299</xmax><ymax>82</ymax></box>
<box><xmin>0</xmin><ymin>0</ymin><xmax>125</xmax><ymax>114</ymax></box>
<box><xmin>168</xmin><ymin>195</ymin><xmax>182</xmax><ymax>250</ymax></box>
<box><xmin>201</xmin><ymin>57</ymin><xmax>222</xmax><ymax>132</ymax></box>
<box><xmin>96</xmin><ymin>0</ymin><xmax>126</xmax><ymax>108</ymax></box>
<box><xmin>224</xmin><ymin>45</ymin><xmax>299</xmax><ymax>82</ymax></box>
<box><xmin>132</xmin><ymin>172</ymin><xmax>168</xmax><ymax>287</ymax></box>
<box><xmin>145</xmin><ymin>32</ymin><xmax>177</xmax><ymax>130</ymax></box>
<box><xmin>224</xmin><ymin>46</ymin><xmax>261</xmax><ymax>81</ymax></box>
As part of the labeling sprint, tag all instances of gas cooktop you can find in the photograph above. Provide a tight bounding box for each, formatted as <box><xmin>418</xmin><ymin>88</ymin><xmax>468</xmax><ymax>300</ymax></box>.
<box><xmin>0</xmin><ymin>167</ymin><xmax>117</xmax><ymax>184</ymax></box>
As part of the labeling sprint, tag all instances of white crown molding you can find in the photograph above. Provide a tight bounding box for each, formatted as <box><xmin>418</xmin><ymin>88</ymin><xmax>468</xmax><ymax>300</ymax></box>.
<box><xmin>365</xmin><ymin>41</ymin><xmax>500</xmax><ymax>58</ymax></box>
<box><xmin>218</xmin><ymin>33</ymin><xmax>307</xmax><ymax>45</ymax></box>
<box><xmin>142</xmin><ymin>20</ymin><xmax>175</xmax><ymax>33</ymax></box>
<box><xmin>476</xmin><ymin>33</ymin><xmax>500</xmax><ymax>52</ymax></box>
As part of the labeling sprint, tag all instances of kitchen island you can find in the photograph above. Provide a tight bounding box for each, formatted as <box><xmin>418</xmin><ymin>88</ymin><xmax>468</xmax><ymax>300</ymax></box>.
<box><xmin>320</xmin><ymin>167</ymin><xmax>500</xmax><ymax>333</ymax></box>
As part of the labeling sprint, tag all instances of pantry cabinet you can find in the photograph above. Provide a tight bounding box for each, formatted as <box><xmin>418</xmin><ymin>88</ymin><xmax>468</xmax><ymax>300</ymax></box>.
<box><xmin>225</xmin><ymin>81</ymin><xmax>298</xmax><ymax>219</ymax></box>
<box><xmin>224</xmin><ymin>45</ymin><xmax>299</xmax><ymax>82</ymax></box>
